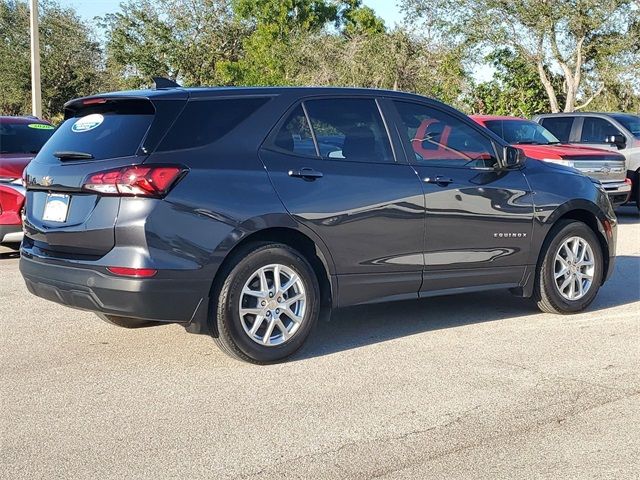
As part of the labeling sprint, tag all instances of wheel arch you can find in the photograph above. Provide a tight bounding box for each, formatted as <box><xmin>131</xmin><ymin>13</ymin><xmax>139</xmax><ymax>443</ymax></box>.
<box><xmin>210</xmin><ymin>224</ymin><xmax>335</xmax><ymax>320</ymax></box>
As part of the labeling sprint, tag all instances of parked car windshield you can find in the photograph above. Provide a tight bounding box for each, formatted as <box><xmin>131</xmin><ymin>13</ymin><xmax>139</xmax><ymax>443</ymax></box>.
<box><xmin>0</xmin><ymin>122</ymin><xmax>55</xmax><ymax>154</ymax></box>
<box><xmin>610</xmin><ymin>114</ymin><xmax>640</xmax><ymax>138</ymax></box>
<box><xmin>484</xmin><ymin>119</ymin><xmax>560</xmax><ymax>145</ymax></box>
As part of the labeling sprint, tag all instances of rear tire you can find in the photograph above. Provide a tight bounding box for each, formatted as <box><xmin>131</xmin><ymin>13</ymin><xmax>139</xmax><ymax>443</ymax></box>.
<box><xmin>211</xmin><ymin>242</ymin><xmax>320</xmax><ymax>364</ymax></box>
<box><xmin>533</xmin><ymin>220</ymin><xmax>603</xmax><ymax>314</ymax></box>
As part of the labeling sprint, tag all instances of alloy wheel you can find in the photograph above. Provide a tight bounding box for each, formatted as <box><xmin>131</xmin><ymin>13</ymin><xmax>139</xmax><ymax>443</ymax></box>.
<box><xmin>553</xmin><ymin>236</ymin><xmax>595</xmax><ymax>301</ymax></box>
<box><xmin>238</xmin><ymin>264</ymin><xmax>306</xmax><ymax>346</ymax></box>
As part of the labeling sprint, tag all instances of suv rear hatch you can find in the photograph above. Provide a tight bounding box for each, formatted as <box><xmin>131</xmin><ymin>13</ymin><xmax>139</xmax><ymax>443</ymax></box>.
<box><xmin>23</xmin><ymin>92</ymin><xmax>187</xmax><ymax>257</ymax></box>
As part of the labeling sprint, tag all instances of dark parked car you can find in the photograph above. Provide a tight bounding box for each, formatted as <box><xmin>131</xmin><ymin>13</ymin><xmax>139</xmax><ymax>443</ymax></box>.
<box><xmin>533</xmin><ymin>112</ymin><xmax>640</xmax><ymax>210</ymax></box>
<box><xmin>0</xmin><ymin>116</ymin><xmax>55</xmax><ymax>248</ymax></box>
<box><xmin>20</xmin><ymin>84</ymin><xmax>617</xmax><ymax>363</ymax></box>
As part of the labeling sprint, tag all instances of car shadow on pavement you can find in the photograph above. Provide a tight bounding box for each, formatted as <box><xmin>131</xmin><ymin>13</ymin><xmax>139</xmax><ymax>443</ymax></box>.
<box><xmin>296</xmin><ymin>254</ymin><xmax>639</xmax><ymax>361</ymax></box>
<box><xmin>0</xmin><ymin>249</ymin><xmax>20</xmax><ymax>259</ymax></box>
<box><xmin>616</xmin><ymin>205</ymin><xmax>639</xmax><ymax>224</ymax></box>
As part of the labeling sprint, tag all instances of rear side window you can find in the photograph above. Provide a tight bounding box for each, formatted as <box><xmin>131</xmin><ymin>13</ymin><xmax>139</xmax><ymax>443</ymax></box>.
<box><xmin>303</xmin><ymin>98</ymin><xmax>393</xmax><ymax>163</ymax></box>
<box><xmin>0</xmin><ymin>122</ymin><xmax>54</xmax><ymax>154</ymax></box>
<box><xmin>539</xmin><ymin>117</ymin><xmax>573</xmax><ymax>143</ymax></box>
<box><xmin>39</xmin><ymin>100</ymin><xmax>154</xmax><ymax>161</ymax></box>
<box><xmin>394</xmin><ymin>101</ymin><xmax>497</xmax><ymax>168</ymax></box>
<box><xmin>580</xmin><ymin>117</ymin><xmax>623</xmax><ymax>143</ymax></box>
<box><xmin>158</xmin><ymin>97</ymin><xmax>270</xmax><ymax>151</ymax></box>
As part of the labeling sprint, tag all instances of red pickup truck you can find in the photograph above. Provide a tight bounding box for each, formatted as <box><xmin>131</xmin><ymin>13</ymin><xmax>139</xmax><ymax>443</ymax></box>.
<box><xmin>471</xmin><ymin>115</ymin><xmax>631</xmax><ymax>207</ymax></box>
<box><xmin>1</xmin><ymin>116</ymin><xmax>55</xmax><ymax>248</ymax></box>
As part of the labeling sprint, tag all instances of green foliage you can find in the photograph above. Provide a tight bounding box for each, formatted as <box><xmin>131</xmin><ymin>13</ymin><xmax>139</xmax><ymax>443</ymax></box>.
<box><xmin>101</xmin><ymin>0</ymin><xmax>248</xmax><ymax>89</ymax></box>
<box><xmin>2</xmin><ymin>0</ymin><xmax>638</xmax><ymax>119</ymax></box>
<box><xmin>0</xmin><ymin>0</ymin><xmax>104</xmax><ymax>119</ymax></box>
<box><xmin>402</xmin><ymin>0</ymin><xmax>640</xmax><ymax>112</ymax></box>
<box><xmin>469</xmin><ymin>49</ymin><xmax>565</xmax><ymax>117</ymax></box>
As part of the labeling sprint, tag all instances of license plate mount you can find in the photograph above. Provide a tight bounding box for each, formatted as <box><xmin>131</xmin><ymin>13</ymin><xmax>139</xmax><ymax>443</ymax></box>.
<box><xmin>42</xmin><ymin>193</ymin><xmax>70</xmax><ymax>223</ymax></box>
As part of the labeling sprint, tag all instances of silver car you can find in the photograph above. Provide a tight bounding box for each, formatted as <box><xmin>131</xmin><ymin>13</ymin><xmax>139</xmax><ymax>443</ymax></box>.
<box><xmin>533</xmin><ymin>112</ymin><xmax>640</xmax><ymax>210</ymax></box>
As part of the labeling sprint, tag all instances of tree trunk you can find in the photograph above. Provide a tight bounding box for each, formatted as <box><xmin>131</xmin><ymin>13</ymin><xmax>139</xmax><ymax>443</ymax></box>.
<box><xmin>536</xmin><ymin>60</ymin><xmax>560</xmax><ymax>113</ymax></box>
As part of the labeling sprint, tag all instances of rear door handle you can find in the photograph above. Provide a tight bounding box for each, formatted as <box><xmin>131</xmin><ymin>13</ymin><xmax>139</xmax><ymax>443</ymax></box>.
<box><xmin>288</xmin><ymin>168</ymin><xmax>323</xmax><ymax>180</ymax></box>
<box><xmin>423</xmin><ymin>175</ymin><xmax>454</xmax><ymax>186</ymax></box>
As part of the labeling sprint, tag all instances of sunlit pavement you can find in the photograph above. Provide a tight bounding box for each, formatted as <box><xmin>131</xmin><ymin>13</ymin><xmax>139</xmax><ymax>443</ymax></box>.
<box><xmin>1</xmin><ymin>206</ymin><xmax>638</xmax><ymax>479</ymax></box>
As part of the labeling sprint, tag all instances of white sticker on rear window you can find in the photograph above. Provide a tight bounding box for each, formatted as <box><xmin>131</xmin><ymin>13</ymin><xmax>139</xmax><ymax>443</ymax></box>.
<box><xmin>72</xmin><ymin>114</ymin><xmax>104</xmax><ymax>133</ymax></box>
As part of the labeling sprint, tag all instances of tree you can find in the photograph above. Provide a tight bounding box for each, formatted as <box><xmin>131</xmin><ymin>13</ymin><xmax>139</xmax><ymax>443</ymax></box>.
<box><xmin>101</xmin><ymin>0</ymin><xmax>248</xmax><ymax>89</ymax></box>
<box><xmin>231</xmin><ymin>0</ymin><xmax>340</xmax><ymax>85</ymax></box>
<box><xmin>401</xmin><ymin>0</ymin><xmax>640</xmax><ymax>112</ymax></box>
<box><xmin>469</xmin><ymin>49</ymin><xmax>565</xmax><ymax>116</ymax></box>
<box><xmin>284</xmin><ymin>28</ymin><xmax>466</xmax><ymax>105</ymax></box>
<box><xmin>0</xmin><ymin>0</ymin><xmax>104</xmax><ymax>119</ymax></box>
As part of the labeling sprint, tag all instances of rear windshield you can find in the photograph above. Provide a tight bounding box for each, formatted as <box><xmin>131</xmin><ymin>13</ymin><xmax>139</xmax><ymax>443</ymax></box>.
<box><xmin>157</xmin><ymin>97</ymin><xmax>270</xmax><ymax>151</ymax></box>
<box><xmin>38</xmin><ymin>100</ymin><xmax>154</xmax><ymax>161</ymax></box>
<box><xmin>611</xmin><ymin>114</ymin><xmax>640</xmax><ymax>138</ymax></box>
<box><xmin>0</xmin><ymin>122</ymin><xmax>55</xmax><ymax>154</ymax></box>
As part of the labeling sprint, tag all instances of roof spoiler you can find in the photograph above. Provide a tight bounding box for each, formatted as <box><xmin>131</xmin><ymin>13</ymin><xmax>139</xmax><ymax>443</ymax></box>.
<box><xmin>152</xmin><ymin>77</ymin><xmax>181</xmax><ymax>89</ymax></box>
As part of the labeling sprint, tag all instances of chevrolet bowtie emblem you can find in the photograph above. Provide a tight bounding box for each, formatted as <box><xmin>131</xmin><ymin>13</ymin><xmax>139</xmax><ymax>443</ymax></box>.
<box><xmin>41</xmin><ymin>176</ymin><xmax>53</xmax><ymax>187</ymax></box>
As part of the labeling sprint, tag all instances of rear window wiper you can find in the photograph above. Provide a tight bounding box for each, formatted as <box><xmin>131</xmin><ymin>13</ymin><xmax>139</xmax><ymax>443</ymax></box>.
<box><xmin>53</xmin><ymin>151</ymin><xmax>94</xmax><ymax>160</ymax></box>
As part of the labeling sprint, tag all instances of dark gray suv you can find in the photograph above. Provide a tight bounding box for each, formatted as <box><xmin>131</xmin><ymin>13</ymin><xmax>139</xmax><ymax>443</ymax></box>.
<box><xmin>20</xmin><ymin>85</ymin><xmax>617</xmax><ymax>363</ymax></box>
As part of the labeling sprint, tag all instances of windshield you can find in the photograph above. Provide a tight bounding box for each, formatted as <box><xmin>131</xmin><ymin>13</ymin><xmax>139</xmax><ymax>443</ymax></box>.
<box><xmin>484</xmin><ymin>119</ymin><xmax>560</xmax><ymax>145</ymax></box>
<box><xmin>611</xmin><ymin>114</ymin><xmax>640</xmax><ymax>138</ymax></box>
<box><xmin>0</xmin><ymin>122</ymin><xmax>55</xmax><ymax>154</ymax></box>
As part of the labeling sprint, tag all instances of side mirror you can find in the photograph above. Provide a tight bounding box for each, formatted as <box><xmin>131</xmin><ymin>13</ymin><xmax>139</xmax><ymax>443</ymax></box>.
<box><xmin>605</xmin><ymin>134</ymin><xmax>626</xmax><ymax>148</ymax></box>
<box><xmin>502</xmin><ymin>145</ymin><xmax>526</xmax><ymax>168</ymax></box>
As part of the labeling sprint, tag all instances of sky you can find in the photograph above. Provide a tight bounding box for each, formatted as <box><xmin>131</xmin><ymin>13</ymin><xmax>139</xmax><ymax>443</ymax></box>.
<box><xmin>59</xmin><ymin>0</ymin><xmax>405</xmax><ymax>26</ymax></box>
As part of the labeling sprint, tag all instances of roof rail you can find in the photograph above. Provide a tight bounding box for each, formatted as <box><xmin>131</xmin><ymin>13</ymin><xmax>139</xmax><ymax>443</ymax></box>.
<box><xmin>152</xmin><ymin>77</ymin><xmax>181</xmax><ymax>89</ymax></box>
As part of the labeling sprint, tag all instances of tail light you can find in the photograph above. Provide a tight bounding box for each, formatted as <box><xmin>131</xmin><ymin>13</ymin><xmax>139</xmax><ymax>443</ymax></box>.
<box><xmin>82</xmin><ymin>165</ymin><xmax>186</xmax><ymax>197</ymax></box>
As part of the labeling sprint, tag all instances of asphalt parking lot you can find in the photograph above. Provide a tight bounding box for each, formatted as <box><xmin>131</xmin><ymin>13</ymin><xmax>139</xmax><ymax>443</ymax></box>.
<box><xmin>1</xmin><ymin>207</ymin><xmax>639</xmax><ymax>479</ymax></box>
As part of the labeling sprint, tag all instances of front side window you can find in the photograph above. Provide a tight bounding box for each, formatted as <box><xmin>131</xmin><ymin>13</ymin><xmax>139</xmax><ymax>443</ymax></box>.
<box><xmin>580</xmin><ymin>117</ymin><xmax>623</xmax><ymax>144</ymax></box>
<box><xmin>394</xmin><ymin>101</ymin><xmax>497</xmax><ymax>168</ymax></box>
<box><xmin>304</xmin><ymin>98</ymin><xmax>393</xmax><ymax>163</ymax></box>
<box><xmin>610</xmin><ymin>114</ymin><xmax>640</xmax><ymax>139</ymax></box>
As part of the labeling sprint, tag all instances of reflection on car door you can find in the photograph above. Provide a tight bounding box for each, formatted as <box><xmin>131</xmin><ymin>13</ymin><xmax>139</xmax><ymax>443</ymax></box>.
<box><xmin>390</xmin><ymin>100</ymin><xmax>535</xmax><ymax>294</ymax></box>
<box><xmin>260</xmin><ymin>97</ymin><xmax>426</xmax><ymax>306</ymax></box>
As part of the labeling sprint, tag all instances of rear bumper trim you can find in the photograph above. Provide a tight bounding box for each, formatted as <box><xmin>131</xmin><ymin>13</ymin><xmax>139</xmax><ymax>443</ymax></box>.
<box><xmin>19</xmin><ymin>253</ymin><xmax>210</xmax><ymax>325</ymax></box>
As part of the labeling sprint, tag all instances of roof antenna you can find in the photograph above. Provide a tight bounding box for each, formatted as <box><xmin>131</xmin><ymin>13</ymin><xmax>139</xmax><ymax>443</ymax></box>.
<box><xmin>152</xmin><ymin>77</ymin><xmax>181</xmax><ymax>89</ymax></box>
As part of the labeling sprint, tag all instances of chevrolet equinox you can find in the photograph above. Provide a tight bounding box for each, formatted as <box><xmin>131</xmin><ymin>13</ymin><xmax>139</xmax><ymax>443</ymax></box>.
<box><xmin>20</xmin><ymin>83</ymin><xmax>617</xmax><ymax>363</ymax></box>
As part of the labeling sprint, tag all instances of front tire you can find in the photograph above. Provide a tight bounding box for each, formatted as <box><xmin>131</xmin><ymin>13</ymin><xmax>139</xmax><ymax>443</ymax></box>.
<box><xmin>534</xmin><ymin>220</ymin><xmax>603</xmax><ymax>314</ymax></box>
<box><xmin>212</xmin><ymin>243</ymin><xmax>320</xmax><ymax>364</ymax></box>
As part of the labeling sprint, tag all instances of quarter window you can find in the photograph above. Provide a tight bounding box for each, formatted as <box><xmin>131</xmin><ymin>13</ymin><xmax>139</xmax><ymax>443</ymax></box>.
<box><xmin>158</xmin><ymin>97</ymin><xmax>270</xmax><ymax>151</ymax></box>
<box><xmin>272</xmin><ymin>105</ymin><xmax>317</xmax><ymax>156</ymax></box>
<box><xmin>394</xmin><ymin>101</ymin><xmax>497</xmax><ymax>168</ymax></box>
<box><xmin>580</xmin><ymin>117</ymin><xmax>623</xmax><ymax>144</ymax></box>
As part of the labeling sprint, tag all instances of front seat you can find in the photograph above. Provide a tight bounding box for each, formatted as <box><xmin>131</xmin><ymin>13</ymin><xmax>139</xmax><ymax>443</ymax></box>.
<box><xmin>342</xmin><ymin>126</ymin><xmax>377</xmax><ymax>162</ymax></box>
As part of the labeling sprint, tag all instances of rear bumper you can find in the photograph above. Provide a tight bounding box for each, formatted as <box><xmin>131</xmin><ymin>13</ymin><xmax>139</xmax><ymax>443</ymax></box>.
<box><xmin>19</xmin><ymin>252</ymin><xmax>211</xmax><ymax>327</ymax></box>
<box><xmin>601</xmin><ymin>181</ymin><xmax>631</xmax><ymax>207</ymax></box>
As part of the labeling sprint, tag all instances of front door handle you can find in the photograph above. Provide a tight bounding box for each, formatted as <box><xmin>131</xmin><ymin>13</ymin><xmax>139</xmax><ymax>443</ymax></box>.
<box><xmin>423</xmin><ymin>176</ymin><xmax>454</xmax><ymax>186</ymax></box>
<box><xmin>288</xmin><ymin>168</ymin><xmax>323</xmax><ymax>180</ymax></box>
